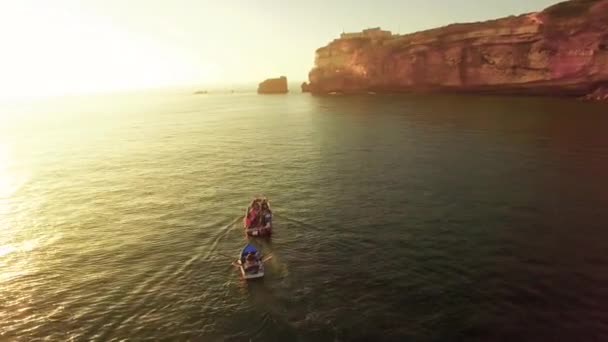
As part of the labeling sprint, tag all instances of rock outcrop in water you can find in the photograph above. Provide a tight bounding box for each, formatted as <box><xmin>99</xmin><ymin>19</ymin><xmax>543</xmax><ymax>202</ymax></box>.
<box><xmin>301</xmin><ymin>81</ymin><xmax>311</xmax><ymax>93</ymax></box>
<box><xmin>302</xmin><ymin>0</ymin><xmax>608</xmax><ymax>100</ymax></box>
<box><xmin>258</xmin><ymin>76</ymin><xmax>288</xmax><ymax>94</ymax></box>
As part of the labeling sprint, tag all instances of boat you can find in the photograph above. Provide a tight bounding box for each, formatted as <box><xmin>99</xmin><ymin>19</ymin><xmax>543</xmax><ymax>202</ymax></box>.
<box><xmin>245</xmin><ymin>224</ymin><xmax>272</xmax><ymax>237</ymax></box>
<box><xmin>243</xmin><ymin>197</ymin><xmax>272</xmax><ymax>237</ymax></box>
<box><xmin>237</xmin><ymin>244</ymin><xmax>265</xmax><ymax>280</ymax></box>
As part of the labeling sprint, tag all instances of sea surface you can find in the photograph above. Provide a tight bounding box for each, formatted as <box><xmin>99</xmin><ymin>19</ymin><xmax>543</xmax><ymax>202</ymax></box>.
<box><xmin>1</xmin><ymin>90</ymin><xmax>607</xmax><ymax>341</ymax></box>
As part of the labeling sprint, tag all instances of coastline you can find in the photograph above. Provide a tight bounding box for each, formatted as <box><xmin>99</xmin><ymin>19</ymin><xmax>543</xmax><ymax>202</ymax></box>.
<box><xmin>302</xmin><ymin>0</ymin><xmax>608</xmax><ymax>101</ymax></box>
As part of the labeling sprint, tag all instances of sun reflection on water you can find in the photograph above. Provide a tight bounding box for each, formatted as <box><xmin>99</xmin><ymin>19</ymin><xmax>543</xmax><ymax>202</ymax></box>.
<box><xmin>0</xmin><ymin>145</ymin><xmax>16</xmax><ymax>199</ymax></box>
<box><xmin>0</xmin><ymin>143</ymin><xmax>29</xmax><ymax>223</ymax></box>
<box><xmin>0</xmin><ymin>143</ymin><xmax>24</xmax><ymax>282</ymax></box>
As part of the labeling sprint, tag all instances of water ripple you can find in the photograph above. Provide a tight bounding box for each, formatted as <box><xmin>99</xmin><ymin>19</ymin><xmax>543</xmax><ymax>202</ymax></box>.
<box><xmin>0</xmin><ymin>93</ymin><xmax>607</xmax><ymax>340</ymax></box>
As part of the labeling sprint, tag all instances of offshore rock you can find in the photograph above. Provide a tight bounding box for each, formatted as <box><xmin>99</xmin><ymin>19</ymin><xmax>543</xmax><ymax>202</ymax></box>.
<box><xmin>301</xmin><ymin>82</ymin><xmax>311</xmax><ymax>93</ymax></box>
<box><xmin>258</xmin><ymin>76</ymin><xmax>288</xmax><ymax>94</ymax></box>
<box><xmin>305</xmin><ymin>0</ymin><xmax>608</xmax><ymax>99</ymax></box>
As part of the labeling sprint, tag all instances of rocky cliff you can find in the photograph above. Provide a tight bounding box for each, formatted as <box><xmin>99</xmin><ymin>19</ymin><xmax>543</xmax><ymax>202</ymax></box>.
<box><xmin>303</xmin><ymin>0</ymin><xmax>608</xmax><ymax>99</ymax></box>
<box><xmin>258</xmin><ymin>76</ymin><xmax>288</xmax><ymax>94</ymax></box>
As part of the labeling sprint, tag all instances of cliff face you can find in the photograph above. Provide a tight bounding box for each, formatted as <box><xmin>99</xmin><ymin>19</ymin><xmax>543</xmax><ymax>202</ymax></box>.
<box><xmin>258</xmin><ymin>76</ymin><xmax>288</xmax><ymax>94</ymax></box>
<box><xmin>303</xmin><ymin>0</ymin><xmax>608</xmax><ymax>99</ymax></box>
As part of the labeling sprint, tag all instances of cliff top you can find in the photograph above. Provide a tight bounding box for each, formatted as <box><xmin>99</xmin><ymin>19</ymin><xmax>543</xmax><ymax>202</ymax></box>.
<box><xmin>321</xmin><ymin>0</ymin><xmax>607</xmax><ymax>51</ymax></box>
<box><xmin>543</xmin><ymin>0</ymin><xmax>603</xmax><ymax>18</ymax></box>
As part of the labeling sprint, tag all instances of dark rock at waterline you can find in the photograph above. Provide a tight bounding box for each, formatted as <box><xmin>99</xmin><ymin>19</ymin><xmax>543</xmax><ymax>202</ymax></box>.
<box><xmin>301</xmin><ymin>82</ymin><xmax>311</xmax><ymax>93</ymax></box>
<box><xmin>582</xmin><ymin>85</ymin><xmax>608</xmax><ymax>101</ymax></box>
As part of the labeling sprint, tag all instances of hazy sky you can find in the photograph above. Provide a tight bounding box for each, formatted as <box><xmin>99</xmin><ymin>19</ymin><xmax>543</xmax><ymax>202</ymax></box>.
<box><xmin>0</xmin><ymin>0</ymin><xmax>562</xmax><ymax>97</ymax></box>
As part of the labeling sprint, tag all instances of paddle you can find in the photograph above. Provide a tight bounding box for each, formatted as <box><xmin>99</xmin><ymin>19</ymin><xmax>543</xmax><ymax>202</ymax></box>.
<box><xmin>218</xmin><ymin>252</ymin><xmax>236</xmax><ymax>260</ymax></box>
<box><xmin>262</xmin><ymin>253</ymin><xmax>273</xmax><ymax>262</ymax></box>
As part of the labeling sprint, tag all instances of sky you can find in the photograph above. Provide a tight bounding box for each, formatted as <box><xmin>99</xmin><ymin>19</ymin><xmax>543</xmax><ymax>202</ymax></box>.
<box><xmin>0</xmin><ymin>0</ymin><xmax>562</xmax><ymax>98</ymax></box>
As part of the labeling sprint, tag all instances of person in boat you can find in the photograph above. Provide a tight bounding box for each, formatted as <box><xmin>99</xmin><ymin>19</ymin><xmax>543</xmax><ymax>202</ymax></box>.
<box><xmin>245</xmin><ymin>200</ymin><xmax>261</xmax><ymax>228</ymax></box>
<box><xmin>260</xmin><ymin>202</ymin><xmax>272</xmax><ymax>229</ymax></box>
<box><xmin>252</xmin><ymin>201</ymin><xmax>262</xmax><ymax>226</ymax></box>
<box><xmin>244</xmin><ymin>252</ymin><xmax>258</xmax><ymax>269</ymax></box>
<box><xmin>244</xmin><ymin>210</ymin><xmax>252</xmax><ymax>229</ymax></box>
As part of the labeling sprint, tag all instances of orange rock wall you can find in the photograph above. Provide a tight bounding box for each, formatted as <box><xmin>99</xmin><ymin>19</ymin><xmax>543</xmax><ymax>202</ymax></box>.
<box><xmin>304</xmin><ymin>0</ymin><xmax>608</xmax><ymax>98</ymax></box>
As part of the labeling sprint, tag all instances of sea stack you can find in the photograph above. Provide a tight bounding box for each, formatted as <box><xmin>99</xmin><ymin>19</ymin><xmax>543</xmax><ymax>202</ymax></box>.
<box><xmin>301</xmin><ymin>82</ymin><xmax>311</xmax><ymax>93</ymax></box>
<box><xmin>257</xmin><ymin>76</ymin><xmax>288</xmax><ymax>94</ymax></box>
<box><xmin>304</xmin><ymin>0</ymin><xmax>608</xmax><ymax>100</ymax></box>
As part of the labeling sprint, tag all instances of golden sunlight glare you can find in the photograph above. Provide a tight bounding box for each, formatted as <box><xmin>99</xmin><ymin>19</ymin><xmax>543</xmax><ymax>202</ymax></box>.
<box><xmin>0</xmin><ymin>2</ymin><xmax>218</xmax><ymax>99</ymax></box>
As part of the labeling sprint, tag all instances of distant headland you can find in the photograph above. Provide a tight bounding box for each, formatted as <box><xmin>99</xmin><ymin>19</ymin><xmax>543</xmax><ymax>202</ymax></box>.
<box><xmin>301</xmin><ymin>0</ymin><xmax>608</xmax><ymax>101</ymax></box>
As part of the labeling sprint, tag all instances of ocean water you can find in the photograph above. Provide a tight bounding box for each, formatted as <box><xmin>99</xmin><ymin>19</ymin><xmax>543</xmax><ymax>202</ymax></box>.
<box><xmin>0</xmin><ymin>91</ymin><xmax>607</xmax><ymax>341</ymax></box>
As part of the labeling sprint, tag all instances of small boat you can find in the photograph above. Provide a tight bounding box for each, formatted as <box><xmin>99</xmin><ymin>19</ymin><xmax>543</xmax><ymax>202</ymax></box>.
<box><xmin>237</xmin><ymin>244</ymin><xmax>265</xmax><ymax>280</ymax></box>
<box><xmin>243</xmin><ymin>197</ymin><xmax>272</xmax><ymax>237</ymax></box>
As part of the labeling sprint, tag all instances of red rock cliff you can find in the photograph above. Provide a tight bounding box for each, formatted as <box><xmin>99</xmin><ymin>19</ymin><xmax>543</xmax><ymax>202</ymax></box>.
<box><xmin>303</xmin><ymin>0</ymin><xmax>608</xmax><ymax>99</ymax></box>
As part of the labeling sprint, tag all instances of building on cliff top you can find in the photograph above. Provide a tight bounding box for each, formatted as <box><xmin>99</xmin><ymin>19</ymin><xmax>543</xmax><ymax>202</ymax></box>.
<box><xmin>340</xmin><ymin>27</ymin><xmax>392</xmax><ymax>39</ymax></box>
